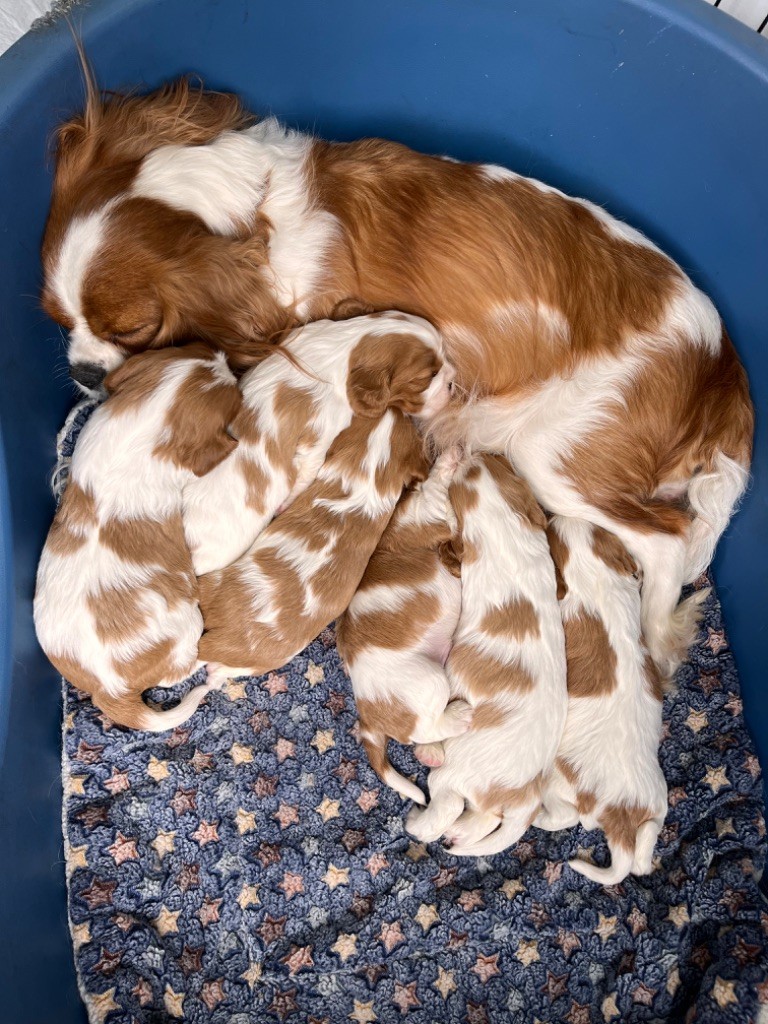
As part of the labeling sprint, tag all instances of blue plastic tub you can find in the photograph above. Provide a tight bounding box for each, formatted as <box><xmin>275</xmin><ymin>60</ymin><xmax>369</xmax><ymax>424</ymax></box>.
<box><xmin>0</xmin><ymin>0</ymin><xmax>766</xmax><ymax>1018</ymax></box>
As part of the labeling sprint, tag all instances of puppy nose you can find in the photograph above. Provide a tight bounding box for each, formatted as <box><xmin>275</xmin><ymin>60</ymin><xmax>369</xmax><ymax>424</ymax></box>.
<box><xmin>70</xmin><ymin>362</ymin><xmax>107</xmax><ymax>390</ymax></box>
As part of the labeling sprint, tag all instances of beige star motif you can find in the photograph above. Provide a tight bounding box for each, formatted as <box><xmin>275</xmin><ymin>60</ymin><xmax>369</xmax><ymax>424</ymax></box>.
<box><xmin>151</xmin><ymin>829</ymin><xmax>176</xmax><ymax>859</ymax></box>
<box><xmin>433</xmin><ymin>966</ymin><xmax>457</xmax><ymax>999</ymax></box>
<box><xmin>704</xmin><ymin>765</ymin><xmax>730</xmax><ymax>794</ymax></box>
<box><xmin>311</xmin><ymin>729</ymin><xmax>335</xmax><ymax>754</ymax></box>
<box><xmin>331</xmin><ymin>932</ymin><xmax>358</xmax><ymax>962</ymax></box>
<box><xmin>224</xmin><ymin>677</ymin><xmax>247</xmax><ymax>700</ymax></box>
<box><xmin>323</xmin><ymin>864</ymin><xmax>350</xmax><ymax>890</ymax></box>
<box><xmin>666</xmin><ymin>968</ymin><xmax>681</xmax><ymax>995</ymax></box>
<box><xmin>236</xmin><ymin>808</ymin><xmax>257</xmax><ymax>834</ymax></box>
<box><xmin>241</xmin><ymin>961</ymin><xmax>263</xmax><ymax>989</ymax></box>
<box><xmin>230</xmin><ymin>742</ymin><xmax>254</xmax><ymax>765</ymax></box>
<box><xmin>414</xmin><ymin>903</ymin><xmax>439</xmax><ymax>933</ymax></box>
<box><xmin>69</xmin><ymin>845</ymin><xmax>89</xmax><ymax>871</ymax></box>
<box><xmin>500</xmin><ymin>878</ymin><xmax>525</xmax><ymax>900</ymax></box>
<box><xmin>595</xmin><ymin>914</ymin><xmax>618</xmax><ymax>942</ymax></box>
<box><xmin>66</xmin><ymin>775</ymin><xmax>86</xmax><ymax>797</ymax></box>
<box><xmin>237</xmin><ymin>884</ymin><xmax>261</xmax><ymax>910</ymax></box>
<box><xmin>406</xmin><ymin>842</ymin><xmax>428</xmax><ymax>862</ymax></box>
<box><xmin>90</xmin><ymin>987</ymin><xmax>120</xmax><ymax>1024</ymax></box>
<box><xmin>316</xmin><ymin>797</ymin><xmax>340</xmax><ymax>822</ymax></box>
<box><xmin>349</xmin><ymin>998</ymin><xmax>377</xmax><ymax>1023</ymax></box>
<box><xmin>686</xmin><ymin>708</ymin><xmax>709</xmax><ymax>733</ymax></box>
<box><xmin>163</xmin><ymin>985</ymin><xmax>185</xmax><ymax>1018</ymax></box>
<box><xmin>711</xmin><ymin>977</ymin><xmax>738</xmax><ymax>1009</ymax></box>
<box><xmin>64</xmin><ymin>711</ymin><xmax>75</xmax><ymax>731</ymax></box>
<box><xmin>305</xmin><ymin>662</ymin><xmax>325</xmax><ymax>686</ymax></box>
<box><xmin>274</xmin><ymin>802</ymin><xmax>299</xmax><ymax>829</ymax></box>
<box><xmin>601</xmin><ymin>993</ymin><xmax>620</xmax><ymax>1021</ymax></box>
<box><xmin>667</xmin><ymin>905</ymin><xmax>690</xmax><ymax>928</ymax></box>
<box><xmin>147</xmin><ymin>756</ymin><xmax>170</xmax><ymax>782</ymax></box>
<box><xmin>716</xmin><ymin>817</ymin><xmax>736</xmax><ymax>838</ymax></box>
<box><xmin>366</xmin><ymin>852</ymin><xmax>389</xmax><ymax>877</ymax></box>
<box><xmin>275</xmin><ymin>737</ymin><xmax>296</xmax><ymax>763</ymax></box>
<box><xmin>72</xmin><ymin>921</ymin><xmax>91</xmax><ymax>948</ymax></box>
<box><xmin>516</xmin><ymin>939</ymin><xmax>540</xmax><ymax>965</ymax></box>
<box><xmin>154</xmin><ymin>906</ymin><xmax>181</xmax><ymax>936</ymax></box>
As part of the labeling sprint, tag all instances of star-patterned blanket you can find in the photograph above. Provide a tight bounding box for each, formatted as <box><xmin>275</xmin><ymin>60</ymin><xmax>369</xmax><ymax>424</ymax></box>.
<box><xmin>58</xmin><ymin>401</ymin><xmax>768</xmax><ymax>1024</ymax></box>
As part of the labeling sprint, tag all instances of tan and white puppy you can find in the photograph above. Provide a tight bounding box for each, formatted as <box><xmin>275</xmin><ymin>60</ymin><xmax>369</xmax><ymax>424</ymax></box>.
<box><xmin>184</xmin><ymin>310</ymin><xmax>453</xmax><ymax>574</ymax></box>
<box><xmin>536</xmin><ymin>516</ymin><xmax>668</xmax><ymax>884</ymax></box>
<box><xmin>34</xmin><ymin>344</ymin><xmax>242</xmax><ymax>730</ymax></box>
<box><xmin>406</xmin><ymin>453</ymin><xmax>567</xmax><ymax>856</ymax></box>
<box><xmin>337</xmin><ymin>446</ymin><xmax>468</xmax><ymax>805</ymax></box>
<box><xmin>198</xmin><ymin>410</ymin><xmax>429</xmax><ymax>678</ymax></box>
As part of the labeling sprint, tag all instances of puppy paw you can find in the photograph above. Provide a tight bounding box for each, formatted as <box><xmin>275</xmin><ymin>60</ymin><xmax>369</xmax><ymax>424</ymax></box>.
<box><xmin>413</xmin><ymin>742</ymin><xmax>445</xmax><ymax>767</ymax></box>
<box><xmin>441</xmin><ymin>699</ymin><xmax>473</xmax><ymax>736</ymax></box>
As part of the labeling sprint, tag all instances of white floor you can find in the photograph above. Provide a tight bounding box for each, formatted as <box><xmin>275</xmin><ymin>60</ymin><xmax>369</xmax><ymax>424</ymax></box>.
<box><xmin>0</xmin><ymin>0</ymin><xmax>766</xmax><ymax>59</ymax></box>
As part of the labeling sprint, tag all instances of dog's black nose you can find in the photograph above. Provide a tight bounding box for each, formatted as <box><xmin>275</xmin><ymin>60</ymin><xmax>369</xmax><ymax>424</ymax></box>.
<box><xmin>69</xmin><ymin>362</ymin><xmax>107</xmax><ymax>390</ymax></box>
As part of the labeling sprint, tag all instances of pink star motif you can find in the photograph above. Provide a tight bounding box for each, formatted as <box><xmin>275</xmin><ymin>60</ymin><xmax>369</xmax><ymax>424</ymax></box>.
<box><xmin>556</xmin><ymin>929</ymin><xmax>581</xmax><ymax>957</ymax></box>
<box><xmin>724</xmin><ymin>695</ymin><xmax>743</xmax><ymax>716</ymax></box>
<box><xmin>103</xmin><ymin>769</ymin><xmax>130</xmax><ymax>795</ymax></box>
<box><xmin>756</xmin><ymin>980</ymin><xmax>768</xmax><ymax>1004</ymax></box>
<box><xmin>198</xmin><ymin>897</ymin><xmax>222</xmax><ymax>927</ymax></box>
<box><xmin>432</xmin><ymin>866</ymin><xmax>458</xmax><ymax>888</ymax></box>
<box><xmin>200</xmin><ymin>979</ymin><xmax>226</xmax><ymax>1010</ymax></box>
<box><xmin>275</xmin><ymin>737</ymin><xmax>296</xmax><ymax>763</ymax></box>
<box><xmin>565</xmin><ymin>1002</ymin><xmax>591</xmax><ymax>1024</ymax></box>
<box><xmin>472</xmin><ymin>953</ymin><xmax>500</xmax><ymax>982</ymax></box>
<box><xmin>515</xmin><ymin>839</ymin><xmax>537</xmax><ymax>864</ymax></box>
<box><xmin>458</xmin><ymin>889</ymin><xmax>484</xmax><ymax>912</ymax></box>
<box><xmin>366</xmin><ymin>852</ymin><xmax>389</xmax><ymax>877</ymax></box>
<box><xmin>112</xmin><ymin>913</ymin><xmax>136</xmax><ymax>934</ymax></box>
<box><xmin>698</xmin><ymin>670</ymin><xmax>721</xmax><ymax>695</ymax></box>
<box><xmin>632</xmin><ymin>982</ymin><xmax>657</xmax><ymax>1006</ymax></box>
<box><xmin>170</xmin><ymin>787</ymin><xmax>197</xmax><ymax>816</ymax></box>
<box><xmin>357</xmin><ymin>789</ymin><xmax>380</xmax><ymax>813</ymax></box>
<box><xmin>132</xmin><ymin>978</ymin><xmax>153</xmax><ymax>1007</ymax></box>
<box><xmin>269</xmin><ymin>988</ymin><xmax>299</xmax><ymax>1021</ymax></box>
<box><xmin>274</xmin><ymin>803</ymin><xmax>299</xmax><ymax>829</ymax></box>
<box><xmin>280</xmin><ymin>872</ymin><xmax>305</xmax><ymax>899</ymax></box>
<box><xmin>392</xmin><ymin>981</ymin><xmax>421</xmax><ymax>1014</ymax></box>
<box><xmin>107</xmin><ymin>832</ymin><xmax>139</xmax><ymax>865</ymax></box>
<box><xmin>543</xmin><ymin>860</ymin><xmax>564</xmax><ymax>884</ymax></box>
<box><xmin>191</xmin><ymin>820</ymin><xmax>220</xmax><ymax>846</ymax></box>
<box><xmin>745</xmin><ymin>753</ymin><xmax>761</xmax><ymax>779</ymax></box>
<box><xmin>281</xmin><ymin>944</ymin><xmax>315</xmax><ymax>975</ymax></box>
<box><xmin>379</xmin><ymin>920</ymin><xmax>406</xmax><ymax>952</ymax></box>
<box><xmin>627</xmin><ymin>906</ymin><xmax>648</xmax><ymax>937</ymax></box>
<box><xmin>263</xmin><ymin>673</ymin><xmax>288</xmax><ymax>697</ymax></box>
<box><xmin>76</xmin><ymin>740</ymin><xmax>104</xmax><ymax>764</ymax></box>
<box><xmin>668</xmin><ymin>787</ymin><xmax>687</xmax><ymax>807</ymax></box>
<box><xmin>167</xmin><ymin>726</ymin><xmax>191</xmax><ymax>749</ymax></box>
<box><xmin>190</xmin><ymin>749</ymin><xmax>215</xmax><ymax>772</ymax></box>
<box><xmin>707</xmin><ymin>628</ymin><xmax>727</xmax><ymax>654</ymax></box>
<box><xmin>249</xmin><ymin>710</ymin><xmax>270</xmax><ymax>733</ymax></box>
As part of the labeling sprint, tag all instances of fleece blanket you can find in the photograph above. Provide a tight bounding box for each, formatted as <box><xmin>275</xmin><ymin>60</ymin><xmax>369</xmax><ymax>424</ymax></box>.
<box><xmin>58</xmin><ymin>400</ymin><xmax>768</xmax><ymax>1024</ymax></box>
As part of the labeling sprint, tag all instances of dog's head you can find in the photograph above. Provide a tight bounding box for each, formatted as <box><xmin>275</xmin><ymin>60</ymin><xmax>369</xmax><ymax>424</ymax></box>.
<box><xmin>41</xmin><ymin>77</ymin><xmax>283</xmax><ymax>395</ymax></box>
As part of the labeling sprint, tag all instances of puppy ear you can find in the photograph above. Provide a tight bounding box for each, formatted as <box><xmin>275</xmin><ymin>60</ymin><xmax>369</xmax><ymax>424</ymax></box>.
<box><xmin>438</xmin><ymin>538</ymin><xmax>463</xmax><ymax>578</ymax></box>
<box><xmin>388</xmin><ymin>338</ymin><xmax>441</xmax><ymax>414</ymax></box>
<box><xmin>329</xmin><ymin>297</ymin><xmax>376</xmax><ymax>321</ymax></box>
<box><xmin>348</xmin><ymin>365</ymin><xmax>391</xmax><ymax>418</ymax></box>
<box><xmin>155</xmin><ymin>360</ymin><xmax>243</xmax><ymax>477</ymax></box>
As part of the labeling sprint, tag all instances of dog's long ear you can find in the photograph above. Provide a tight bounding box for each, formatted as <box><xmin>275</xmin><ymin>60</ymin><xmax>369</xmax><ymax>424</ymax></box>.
<box><xmin>153</xmin><ymin>357</ymin><xmax>242</xmax><ymax>477</ymax></box>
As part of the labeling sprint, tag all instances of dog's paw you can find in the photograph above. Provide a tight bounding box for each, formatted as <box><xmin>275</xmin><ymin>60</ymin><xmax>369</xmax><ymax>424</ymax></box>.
<box><xmin>413</xmin><ymin>742</ymin><xmax>445</xmax><ymax>767</ymax></box>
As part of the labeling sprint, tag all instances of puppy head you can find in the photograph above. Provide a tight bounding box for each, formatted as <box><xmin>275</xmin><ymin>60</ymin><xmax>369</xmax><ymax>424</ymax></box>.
<box><xmin>347</xmin><ymin>314</ymin><xmax>454</xmax><ymax>420</ymax></box>
<box><xmin>41</xmin><ymin>78</ymin><xmax>283</xmax><ymax>391</ymax></box>
<box><xmin>105</xmin><ymin>344</ymin><xmax>242</xmax><ymax>476</ymax></box>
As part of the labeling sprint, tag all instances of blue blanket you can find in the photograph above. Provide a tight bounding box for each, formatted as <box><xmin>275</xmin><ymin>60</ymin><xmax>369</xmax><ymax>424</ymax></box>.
<box><xmin>58</xmin><ymin>402</ymin><xmax>767</xmax><ymax>1023</ymax></box>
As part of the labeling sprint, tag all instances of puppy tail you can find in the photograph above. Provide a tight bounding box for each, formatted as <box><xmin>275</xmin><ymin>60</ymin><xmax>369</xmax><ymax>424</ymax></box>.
<box><xmin>362</xmin><ymin>734</ymin><xmax>426</xmax><ymax>805</ymax></box>
<box><xmin>683</xmin><ymin>451</ymin><xmax>750</xmax><ymax>583</ymax></box>
<box><xmin>448</xmin><ymin>803</ymin><xmax>538</xmax><ymax>857</ymax></box>
<box><xmin>94</xmin><ymin>678</ymin><xmax>216</xmax><ymax>733</ymax></box>
<box><xmin>568</xmin><ymin>816</ymin><xmax>662</xmax><ymax>885</ymax></box>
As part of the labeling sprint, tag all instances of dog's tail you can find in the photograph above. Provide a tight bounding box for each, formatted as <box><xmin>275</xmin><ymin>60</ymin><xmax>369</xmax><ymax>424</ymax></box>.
<box><xmin>684</xmin><ymin>451</ymin><xmax>750</xmax><ymax>582</ymax></box>
<box><xmin>94</xmin><ymin>677</ymin><xmax>216</xmax><ymax>733</ymax></box>
<box><xmin>568</xmin><ymin>817</ymin><xmax>662</xmax><ymax>885</ymax></box>
<box><xmin>362</xmin><ymin>734</ymin><xmax>426</xmax><ymax>805</ymax></box>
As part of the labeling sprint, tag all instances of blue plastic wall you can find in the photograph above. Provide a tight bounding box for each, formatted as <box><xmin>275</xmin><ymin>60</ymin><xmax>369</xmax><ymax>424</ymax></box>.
<box><xmin>0</xmin><ymin>1</ymin><xmax>766</xmax><ymax>1019</ymax></box>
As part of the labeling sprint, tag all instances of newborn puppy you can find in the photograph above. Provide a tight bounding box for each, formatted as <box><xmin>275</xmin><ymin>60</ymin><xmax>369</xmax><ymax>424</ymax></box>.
<box><xmin>337</xmin><ymin>446</ymin><xmax>468</xmax><ymax>805</ymax></box>
<box><xmin>34</xmin><ymin>344</ymin><xmax>241</xmax><ymax>730</ymax></box>
<box><xmin>536</xmin><ymin>516</ymin><xmax>668</xmax><ymax>884</ymax></box>
<box><xmin>198</xmin><ymin>410</ymin><xmax>429</xmax><ymax>678</ymax></box>
<box><xmin>407</xmin><ymin>453</ymin><xmax>567</xmax><ymax>856</ymax></box>
<box><xmin>184</xmin><ymin>310</ymin><xmax>452</xmax><ymax>574</ymax></box>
